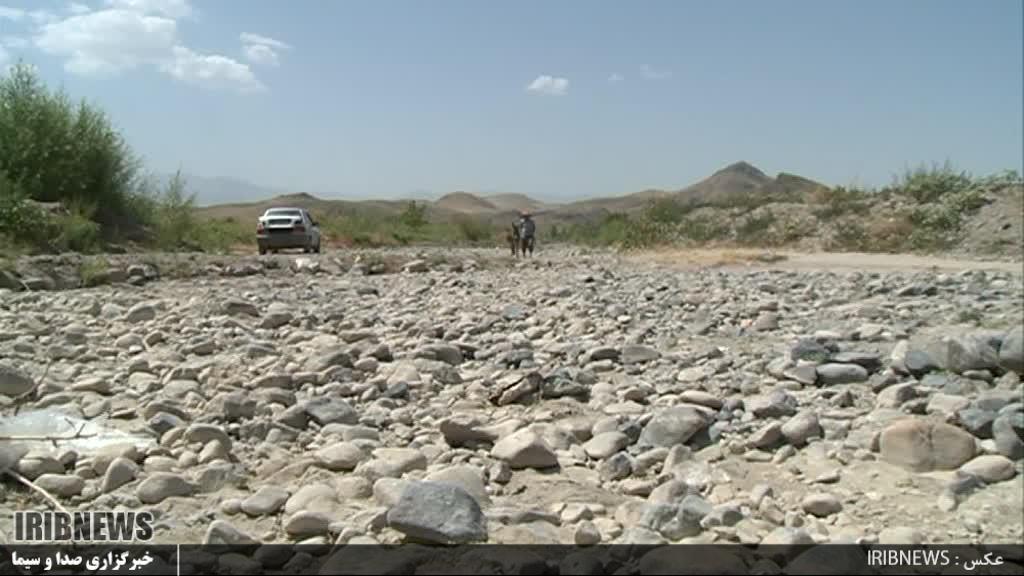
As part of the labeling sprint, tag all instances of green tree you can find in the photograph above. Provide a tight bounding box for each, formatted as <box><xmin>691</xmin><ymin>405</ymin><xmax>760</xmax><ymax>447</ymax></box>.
<box><xmin>399</xmin><ymin>200</ymin><xmax>428</xmax><ymax>229</ymax></box>
<box><xmin>0</xmin><ymin>61</ymin><xmax>151</xmax><ymax>243</ymax></box>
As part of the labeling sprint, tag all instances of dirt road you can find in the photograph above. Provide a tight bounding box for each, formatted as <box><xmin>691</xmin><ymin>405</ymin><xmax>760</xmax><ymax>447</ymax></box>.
<box><xmin>630</xmin><ymin>248</ymin><xmax>1024</xmax><ymax>275</ymax></box>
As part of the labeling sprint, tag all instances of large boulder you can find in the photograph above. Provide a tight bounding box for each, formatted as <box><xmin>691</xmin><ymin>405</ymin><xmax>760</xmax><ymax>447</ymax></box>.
<box><xmin>878</xmin><ymin>419</ymin><xmax>977</xmax><ymax>472</ymax></box>
<box><xmin>0</xmin><ymin>364</ymin><xmax>35</xmax><ymax>397</ymax></box>
<box><xmin>993</xmin><ymin>412</ymin><xmax>1024</xmax><ymax>460</ymax></box>
<box><xmin>639</xmin><ymin>406</ymin><xmax>709</xmax><ymax>448</ymax></box>
<box><xmin>999</xmin><ymin>326</ymin><xmax>1024</xmax><ymax>374</ymax></box>
<box><xmin>938</xmin><ymin>334</ymin><xmax>1001</xmax><ymax>374</ymax></box>
<box><xmin>960</xmin><ymin>455</ymin><xmax>1017</xmax><ymax>483</ymax></box>
<box><xmin>385</xmin><ymin>481</ymin><xmax>488</xmax><ymax>544</ymax></box>
<box><xmin>491</xmin><ymin>427</ymin><xmax>559</xmax><ymax>469</ymax></box>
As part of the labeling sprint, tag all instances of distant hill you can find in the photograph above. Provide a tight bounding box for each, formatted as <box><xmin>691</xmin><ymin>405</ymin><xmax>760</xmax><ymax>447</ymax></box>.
<box><xmin>676</xmin><ymin>161</ymin><xmax>773</xmax><ymax>203</ymax></box>
<box><xmin>436</xmin><ymin>192</ymin><xmax>499</xmax><ymax>213</ymax></box>
<box><xmin>671</xmin><ymin>161</ymin><xmax>824</xmax><ymax>205</ymax></box>
<box><xmin>194</xmin><ymin>161</ymin><xmax>830</xmax><ymax>228</ymax></box>
<box><xmin>160</xmin><ymin>173</ymin><xmax>290</xmax><ymax>207</ymax></box>
<box><xmin>485</xmin><ymin>193</ymin><xmax>558</xmax><ymax>214</ymax></box>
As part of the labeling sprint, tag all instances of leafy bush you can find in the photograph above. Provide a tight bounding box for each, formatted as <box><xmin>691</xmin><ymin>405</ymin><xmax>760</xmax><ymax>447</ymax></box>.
<box><xmin>53</xmin><ymin>211</ymin><xmax>101</xmax><ymax>252</ymax></box>
<box><xmin>713</xmin><ymin>193</ymin><xmax>769</xmax><ymax>212</ymax></box>
<box><xmin>680</xmin><ymin>216</ymin><xmax>730</xmax><ymax>243</ymax></box>
<box><xmin>893</xmin><ymin>161</ymin><xmax>973</xmax><ymax>204</ymax></box>
<box><xmin>152</xmin><ymin>172</ymin><xmax>199</xmax><ymax>250</ymax></box>
<box><xmin>192</xmin><ymin>217</ymin><xmax>250</xmax><ymax>253</ymax></box>
<box><xmin>735</xmin><ymin>212</ymin><xmax>777</xmax><ymax>246</ymax></box>
<box><xmin>620</xmin><ymin>220</ymin><xmax>664</xmax><ymax>250</ymax></box>
<box><xmin>811</xmin><ymin>186</ymin><xmax>872</xmax><ymax>219</ymax></box>
<box><xmin>869</xmin><ymin>217</ymin><xmax>917</xmax><ymax>252</ymax></box>
<box><xmin>0</xmin><ymin>175</ymin><xmax>50</xmax><ymax>248</ymax></box>
<box><xmin>826</xmin><ymin>220</ymin><xmax>869</xmax><ymax>252</ymax></box>
<box><xmin>642</xmin><ymin>197</ymin><xmax>692</xmax><ymax>224</ymax></box>
<box><xmin>318</xmin><ymin>209</ymin><xmax>405</xmax><ymax>248</ymax></box>
<box><xmin>453</xmin><ymin>215</ymin><xmax>493</xmax><ymax>244</ymax></box>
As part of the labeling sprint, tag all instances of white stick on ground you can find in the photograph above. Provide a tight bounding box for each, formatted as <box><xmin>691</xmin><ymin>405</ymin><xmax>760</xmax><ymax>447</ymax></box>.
<box><xmin>5</xmin><ymin>469</ymin><xmax>72</xmax><ymax>517</ymax></box>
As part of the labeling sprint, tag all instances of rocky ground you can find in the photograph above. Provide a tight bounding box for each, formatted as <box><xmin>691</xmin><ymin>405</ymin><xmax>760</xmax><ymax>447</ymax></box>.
<box><xmin>0</xmin><ymin>247</ymin><xmax>1021</xmax><ymax>562</ymax></box>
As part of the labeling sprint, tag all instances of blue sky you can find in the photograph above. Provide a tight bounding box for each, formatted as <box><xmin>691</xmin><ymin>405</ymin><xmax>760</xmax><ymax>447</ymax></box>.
<box><xmin>1</xmin><ymin>0</ymin><xmax>1021</xmax><ymax>202</ymax></box>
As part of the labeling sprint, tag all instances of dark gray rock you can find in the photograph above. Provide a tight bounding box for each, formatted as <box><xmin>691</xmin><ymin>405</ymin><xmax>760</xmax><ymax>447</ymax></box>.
<box><xmin>148</xmin><ymin>412</ymin><xmax>185</xmax><ymax>436</ymax></box>
<box><xmin>904</xmin><ymin>350</ymin><xmax>940</xmax><ymax>378</ymax></box>
<box><xmin>637</xmin><ymin>495</ymin><xmax>710</xmax><ymax>541</ymax></box>
<box><xmin>790</xmin><ymin>340</ymin><xmax>831</xmax><ymax>363</ymax></box>
<box><xmin>975</xmin><ymin>391</ymin><xmax>1022</xmax><ymax>413</ymax></box>
<box><xmin>598</xmin><ymin>452</ymin><xmax>634</xmax><ymax>481</ymax></box>
<box><xmin>993</xmin><ymin>412</ymin><xmax>1024</xmax><ymax>460</ymax></box>
<box><xmin>541</xmin><ymin>373</ymin><xmax>590</xmax><ymax>400</ymax></box>
<box><xmin>957</xmin><ymin>408</ymin><xmax>997</xmax><ymax>439</ymax></box>
<box><xmin>305</xmin><ymin>398</ymin><xmax>358</xmax><ymax>426</ymax></box>
<box><xmin>939</xmin><ymin>334</ymin><xmax>1001</xmax><ymax>374</ymax></box>
<box><xmin>747</xmin><ymin>390</ymin><xmax>799</xmax><ymax>419</ymax></box>
<box><xmin>999</xmin><ymin>326</ymin><xmax>1024</xmax><ymax>373</ymax></box>
<box><xmin>385</xmin><ymin>481</ymin><xmax>487</xmax><ymax>544</ymax></box>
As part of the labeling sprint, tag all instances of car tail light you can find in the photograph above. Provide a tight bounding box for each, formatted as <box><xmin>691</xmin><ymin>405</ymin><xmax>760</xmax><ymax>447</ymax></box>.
<box><xmin>257</xmin><ymin>221</ymin><xmax>265</xmax><ymax>233</ymax></box>
<box><xmin>294</xmin><ymin>224</ymin><xmax>306</xmax><ymax>232</ymax></box>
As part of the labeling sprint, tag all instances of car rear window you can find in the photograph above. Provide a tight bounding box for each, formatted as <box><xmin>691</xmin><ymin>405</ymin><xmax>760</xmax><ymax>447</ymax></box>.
<box><xmin>265</xmin><ymin>209</ymin><xmax>302</xmax><ymax>217</ymax></box>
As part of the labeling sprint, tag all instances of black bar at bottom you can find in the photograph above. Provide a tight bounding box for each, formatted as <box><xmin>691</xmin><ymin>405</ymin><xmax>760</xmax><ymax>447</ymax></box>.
<box><xmin>0</xmin><ymin>544</ymin><xmax>1021</xmax><ymax>575</ymax></box>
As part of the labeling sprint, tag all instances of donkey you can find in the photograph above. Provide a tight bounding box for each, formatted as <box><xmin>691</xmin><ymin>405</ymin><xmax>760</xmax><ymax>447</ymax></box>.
<box><xmin>520</xmin><ymin>233</ymin><xmax>534</xmax><ymax>258</ymax></box>
<box><xmin>506</xmin><ymin>224</ymin><xmax>521</xmax><ymax>257</ymax></box>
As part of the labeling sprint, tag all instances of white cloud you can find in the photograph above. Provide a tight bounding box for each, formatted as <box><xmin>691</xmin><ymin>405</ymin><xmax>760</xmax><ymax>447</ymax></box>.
<box><xmin>161</xmin><ymin>45</ymin><xmax>264</xmax><ymax>93</ymax></box>
<box><xmin>5</xmin><ymin>0</ymin><xmax>266</xmax><ymax>94</ymax></box>
<box><xmin>526</xmin><ymin>74</ymin><xmax>569</xmax><ymax>96</ymax></box>
<box><xmin>0</xmin><ymin>6</ymin><xmax>25</xmax><ymax>21</ymax></box>
<box><xmin>240</xmin><ymin>32</ymin><xmax>291</xmax><ymax>67</ymax></box>
<box><xmin>608</xmin><ymin>72</ymin><xmax>624</xmax><ymax>83</ymax></box>
<box><xmin>24</xmin><ymin>1</ymin><xmax>266</xmax><ymax>93</ymax></box>
<box><xmin>243</xmin><ymin>43</ymin><xmax>280</xmax><ymax>67</ymax></box>
<box><xmin>240</xmin><ymin>32</ymin><xmax>291</xmax><ymax>50</ymax></box>
<box><xmin>640</xmin><ymin>64</ymin><xmax>671</xmax><ymax>80</ymax></box>
<box><xmin>35</xmin><ymin>9</ymin><xmax>179</xmax><ymax>76</ymax></box>
<box><xmin>105</xmin><ymin>0</ymin><xmax>193</xmax><ymax>19</ymax></box>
